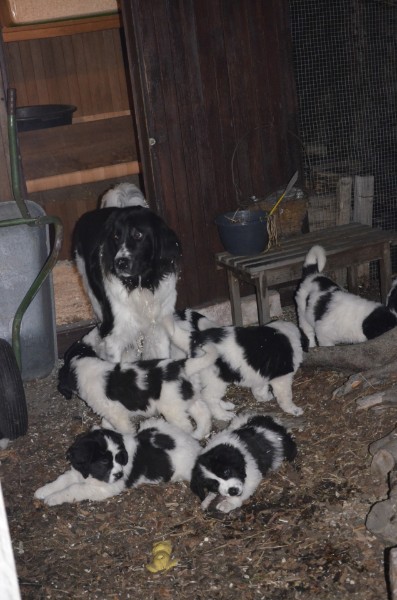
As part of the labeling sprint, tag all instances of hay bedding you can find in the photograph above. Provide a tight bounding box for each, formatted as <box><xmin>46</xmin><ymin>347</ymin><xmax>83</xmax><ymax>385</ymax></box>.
<box><xmin>0</xmin><ymin>360</ymin><xmax>395</xmax><ymax>600</ymax></box>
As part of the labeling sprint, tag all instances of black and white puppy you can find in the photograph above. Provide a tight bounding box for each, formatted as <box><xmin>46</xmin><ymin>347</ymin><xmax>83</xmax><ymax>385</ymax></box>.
<box><xmin>73</xmin><ymin>182</ymin><xmax>181</xmax><ymax>362</ymax></box>
<box><xmin>34</xmin><ymin>418</ymin><xmax>201</xmax><ymax>505</ymax></box>
<box><xmin>295</xmin><ymin>245</ymin><xmax>397</xmax><ymax>347</ymax></box>
<box><xmin>190</xmin><ymin>413</ymin><xmax>297</xmax><ymax>513</ymax></box>
<box><xmin>58</xmin><ymin>331</ymin><xmax>217</xmax><ymax>438</ymax></box>
<box><xmin>164</xmin><ymin>317</ymin><xmax>306</xmax><ymax>418</ymax></box>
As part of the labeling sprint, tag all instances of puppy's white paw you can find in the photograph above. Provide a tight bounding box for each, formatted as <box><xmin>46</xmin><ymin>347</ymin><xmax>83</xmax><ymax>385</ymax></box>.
<box><xmin>291</xmin><ymin>405</ymin><xmax>304</xmax><ymax>416</ymax></box>
<box><xmin>216</xmin><ymin>498</ymin><xmax>241</xmax><ymax>513</ymax></box>
<box><xmin>219</xmin><ymin>400</ymin><xmax>235</xmax><ymax>410</ymax></box>
<box><xmin>34</xmin><ymin>485</ymin><xmax>50</xmax><ymax>500</ymax></box>
<box><xmin>44</xmin><ymin>493</ymin><xmax>65</xmax><ymax>506</ymax></box>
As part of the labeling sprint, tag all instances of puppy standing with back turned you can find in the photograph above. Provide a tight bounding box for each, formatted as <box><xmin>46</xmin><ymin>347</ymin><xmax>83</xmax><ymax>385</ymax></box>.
<box><xmin>73</xmin><ymin>183</ymin><xmax>182</xmax><ymax>362</ymax></box>
<box><xmin>295</xmin><ymin>244</ymin><xmax>397</xmax><ymax>347</ymax></box>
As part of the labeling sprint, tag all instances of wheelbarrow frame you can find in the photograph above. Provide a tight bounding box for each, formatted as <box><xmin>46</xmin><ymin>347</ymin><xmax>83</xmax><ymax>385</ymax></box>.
<box><xmin>0</xmin><ymin>88</ymin><xmax>63</xmax><ymax>442</ymax></box>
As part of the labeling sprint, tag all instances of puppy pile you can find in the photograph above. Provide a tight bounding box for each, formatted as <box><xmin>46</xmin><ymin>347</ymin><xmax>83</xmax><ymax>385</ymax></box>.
<box><xmin>35</xmin><ymin>183</ymin><xmax>397</xmax><ymax>513</ymax></box>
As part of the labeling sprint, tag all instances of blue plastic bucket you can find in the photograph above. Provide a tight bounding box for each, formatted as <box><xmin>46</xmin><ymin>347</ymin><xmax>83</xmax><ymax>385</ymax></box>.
<box><xmin>215</xmin><ymin>209</ymin><xmax>268</xmax><ymax>256</ymax></box>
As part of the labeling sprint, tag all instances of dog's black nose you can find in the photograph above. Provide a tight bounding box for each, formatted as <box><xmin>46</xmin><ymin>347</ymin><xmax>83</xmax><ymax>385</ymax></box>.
<box><xmin>115</xmin><ymin>257</ymin><xmax>130</xmax><ymax>271</ymax></box>
<box><xmin>228</xmin><ymin>487</ymin><xmax>240</xmax><ymax>496</ymax></box>
<box><xmin>114</xmin><ymin>472</ymin><xmax>123</xmax><ymax>481</ymax></box>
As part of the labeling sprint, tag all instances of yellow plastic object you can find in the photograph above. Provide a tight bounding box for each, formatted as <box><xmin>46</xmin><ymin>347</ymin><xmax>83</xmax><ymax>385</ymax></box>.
<box><xmin>146</xmin><ymin>541</ymin><xmax>178</xmax><ymax>574</ymax></box>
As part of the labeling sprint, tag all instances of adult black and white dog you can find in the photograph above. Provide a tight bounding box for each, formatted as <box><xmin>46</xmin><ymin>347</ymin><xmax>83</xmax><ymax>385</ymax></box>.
<box><xmin>163</xmin><ymin>316</ymin><xmax>306</xmax><ymax>418</ymax></box>
<box><xmin>34</xmin><ymin>418</ymin><xmax>201</xmax><ymax>505</ymax></box>
<box><xmin>295</xmin><ymin>245</ymin><xmax>397</xmax><ymax>347</ymax></box>
<box><xmin>190</xmin><ymin>413</ymin><xmax>297</xmax><ymax>513</ymax></box>
<box><xmin>73</xmin><ymin>182</ymin><xmax>182</xmax><ymax>362</ymax></box>
<box><xmin>58</xmin><ymin>329</ymin><xmax>217</xmax><ymax>439</ymax></box>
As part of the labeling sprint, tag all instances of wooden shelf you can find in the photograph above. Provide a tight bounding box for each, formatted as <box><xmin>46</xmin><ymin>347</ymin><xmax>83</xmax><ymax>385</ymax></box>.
<box><xmin>18</xmin><ymin>115</ymin><xmax>140</xmax><ymax>192</ymax></box>
<box><xmin>1</xmin><ymin>13</ymin><xmax>121</xmax><ymax>42</ymax></box>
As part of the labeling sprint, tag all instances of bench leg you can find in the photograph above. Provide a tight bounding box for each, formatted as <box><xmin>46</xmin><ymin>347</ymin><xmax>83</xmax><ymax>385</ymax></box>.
<box><xmin>226</xmin><ymin>270</ymin><xmax>243</xmax><ymax>326</ymax></box>
<box><xmin>255</xmin><ymin>273</ymin><xmax>271</xmax><ymax>325</ymax></box>
<box><xmin>379</xmin><ymin>242</ymin><xmax>392</xmax><ymax>303</ymax></box>
<box><xmin>346</xmin><ymin>265</ymin><xmax>358</xmax><ymax>295</ymax></box>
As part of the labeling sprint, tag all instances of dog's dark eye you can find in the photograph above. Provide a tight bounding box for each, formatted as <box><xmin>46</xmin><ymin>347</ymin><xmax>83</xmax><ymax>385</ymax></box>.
<box><xmin>132</xmin><ymin>230</ymin><xmax>143</xmax><ymax>241</ymax></box>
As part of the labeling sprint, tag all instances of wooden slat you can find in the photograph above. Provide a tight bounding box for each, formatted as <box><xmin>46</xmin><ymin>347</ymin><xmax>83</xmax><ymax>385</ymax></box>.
<box><xmin>26</xmin><ymin>161</ymin><xmax>140</xmax><ymax>192</ymax></box>
<box><xmin>1</xmin><ymin>14</ymin><xmax>121</xmax><ymax>42</ymax></box>
<box><xmin>18</xmin><ymin>116</ymin><xmax>138</xmax><ymax>180</ymax></box>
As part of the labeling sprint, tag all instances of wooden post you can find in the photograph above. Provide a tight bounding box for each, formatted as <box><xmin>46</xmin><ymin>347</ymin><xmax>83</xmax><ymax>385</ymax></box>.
<box><xmin>336</xmin><ymin>176</ymin><xmax>352</xmax><ymax>225</ymax></box>
<box><xmin>353</xmin><ymin>175</ymin><xmax>374</xmax><ymax>283</ymax></box>
<box><xmin>353</xmin><ymin>175</ymin><xmax>374</xmax><ymax>225</ymax></box>
<box><xmin>334</xmin><ymin>177</ymin><xmax>352</xmax><ymax>285</ymax></box>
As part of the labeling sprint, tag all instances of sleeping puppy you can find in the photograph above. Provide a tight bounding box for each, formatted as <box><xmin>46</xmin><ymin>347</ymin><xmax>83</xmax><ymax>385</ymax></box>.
<box><xmin>190</xmin><ymin>413</ymin><xmax>297</xmax><ymax>513</ymax></box>
<box><xmin>58</xmin><ymin>331</ymin><xmax>217</xmax><ymax>439</ymax></box>
<box><xmin>73</xmin><ymin>182</ymin><xmax>181</xmax><ymax>362</ymax></box>
<box><xmin>295</xmin><ymin>245</ymin><xmax>397</xmax><ymax>347</ymax></box>
<box><xmin>34</xmin><ymin>418</ymin><xmax>201</xmax><ymax>505</ymax></box>
<box><xmin>163</xmin><ymin>316</ymin><xmax>306</xmax><ymax>418</ymax></box>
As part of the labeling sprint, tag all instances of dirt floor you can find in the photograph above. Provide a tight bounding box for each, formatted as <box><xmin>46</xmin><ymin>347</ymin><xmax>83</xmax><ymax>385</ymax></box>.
<box><xmin>1</xmin><ymin>346</ymin><xmax>396</xmax><ymax>599</ymax></box>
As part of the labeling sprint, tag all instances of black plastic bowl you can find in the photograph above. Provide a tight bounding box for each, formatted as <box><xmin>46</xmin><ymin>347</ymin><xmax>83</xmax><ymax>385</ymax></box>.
<box><xmin>16</xmin><ymin>104</ymin><xmax>77</xmax><ymax>132</ymax></box>
<box><xmin>215</xmin><ymin>209</ymin><xmax>268</xmax><ymax>256</ymax></box>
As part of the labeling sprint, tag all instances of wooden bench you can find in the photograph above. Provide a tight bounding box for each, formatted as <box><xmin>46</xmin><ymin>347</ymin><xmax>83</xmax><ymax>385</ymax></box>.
<box><xmin>215</xmin><ymin>223</ymin><xmax>397</xmax><ymax>326</ymax></box>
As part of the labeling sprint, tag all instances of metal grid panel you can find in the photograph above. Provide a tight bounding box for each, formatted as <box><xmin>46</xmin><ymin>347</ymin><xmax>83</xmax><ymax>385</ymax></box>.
<box><xmin>289</xmin><ymin>0</ymin><xmax>397</xmax><ymax>272</ymax></box>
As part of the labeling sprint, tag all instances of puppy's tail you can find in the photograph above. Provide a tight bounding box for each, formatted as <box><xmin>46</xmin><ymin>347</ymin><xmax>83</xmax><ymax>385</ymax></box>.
<box><xmin>301</xmin><ymin>245</ymin><xmax>327</xmax><ymax>279</ymax></box>
<box><xmin>184</xmin><ymin>344</ymin><xmax>217</xmax><ymax>377</ymax></box>
<box><xmin>386</xmin><ymin>278</ymin><xmax>397</xmax><ymax>316</ymax></box>
<box><xmin>100</xmin><ymin>182</ymin><xmax>149</xmax><ymax>209</ymax></box>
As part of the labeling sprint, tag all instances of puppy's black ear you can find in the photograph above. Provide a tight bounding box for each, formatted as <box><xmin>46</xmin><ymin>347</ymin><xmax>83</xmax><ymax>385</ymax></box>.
<box><xmin>190</xmin><ymin>463</ymin><xmax>206</xmax><ymax>501</ymax></box>
<box><xmin>66</xmin><ymin>438</ymin><xmax>97</xmax><ymax>479</ymax></box>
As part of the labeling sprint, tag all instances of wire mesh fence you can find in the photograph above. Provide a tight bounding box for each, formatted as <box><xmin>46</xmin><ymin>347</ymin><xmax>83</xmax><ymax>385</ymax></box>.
<box><xmin>288</xmin><ymin>0</ymin><xmax>397</xmax><ymax>275</ymax></box>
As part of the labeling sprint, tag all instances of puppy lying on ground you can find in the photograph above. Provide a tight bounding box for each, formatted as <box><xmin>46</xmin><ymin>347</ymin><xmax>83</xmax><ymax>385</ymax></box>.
<box><xmin>58</xmin><ymin>330</ymin><xmax>217</xmax><ymax>438</ymax></box>
<box><xmin>35</xmin><ymin>418</ymin><xmax>201</xmax><ymax>505</ymax></box>
<box><xmin>73</xmin><ymin>182</ymin><xmax>181</xmax><ymax>362</ymax></box>
<box><xmin>295</xmin><ymin>245</ymin><xmax>397</xmax><ymax>347</ymax></box>
<box><xmin>163</xmin><ymin>317</ymin><xmax>307</xmax><ymax>418</ymax></box>
<box><xmin>190</xmin><ymin>413</ymin><xmax>297</xmax><ymax>513</ymax></box>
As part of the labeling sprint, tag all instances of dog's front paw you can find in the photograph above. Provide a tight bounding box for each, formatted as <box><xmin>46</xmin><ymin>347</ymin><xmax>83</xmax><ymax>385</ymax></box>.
<box><xmin>219</xmin><ymin>400</ymin><xmax>235</xmax><ymax>410</ymax></box>
<box><xmin>216</xmin><ymin>498</ymin><xmax>241</xmax><ymax>513</ymax></box>
<box><xmin>34</xmin><ymin>485</ymin><xmax>51</xmax><ymax>500</ymax></box>
<box><xmin>44</xmin><ymin>493</ymin><xmax>66</xmax><ymax>506</ymax></box>
<box><xmin>291</xmin><ymin>405</ymin><xmax>304</xmax><ymax>416</ymax></box>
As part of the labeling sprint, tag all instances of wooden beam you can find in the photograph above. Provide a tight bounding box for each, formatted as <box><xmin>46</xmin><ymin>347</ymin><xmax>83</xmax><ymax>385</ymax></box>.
<box><xmin>26</xmin><ymin>161</ymin><xmax>140</xmax><ymax>192</ymax></box>
<box><xmin>1</xmin><ymin>14</ymin><xmax>121</xmax><ymax>42</ymax></box>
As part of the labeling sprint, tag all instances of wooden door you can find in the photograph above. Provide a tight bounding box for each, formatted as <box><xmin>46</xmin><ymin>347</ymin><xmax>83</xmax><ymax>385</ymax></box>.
<box><xmin>121</xmin><ymin>0</ymin><xmax>299</xmax><ymax>309</ymax></box>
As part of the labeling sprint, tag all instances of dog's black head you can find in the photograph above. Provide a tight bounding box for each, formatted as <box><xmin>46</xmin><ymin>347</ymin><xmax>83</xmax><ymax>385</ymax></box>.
<box><xmin>190</xmin><ymin>444</ymin><xmax>246</xmax><ymax>501</ymax></box>
<box><xmin>100</xmin><ymin>206</ymin><xmax>181</xmax><ymax>290</ymax></box>
<box><xmin>66</xmin><ymin>428</ymin><xmax>128</xmax><ymax>483</ymax></box>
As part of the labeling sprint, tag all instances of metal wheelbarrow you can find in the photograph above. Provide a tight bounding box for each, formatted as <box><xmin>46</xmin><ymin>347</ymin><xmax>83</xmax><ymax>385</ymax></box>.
<box><xmin>0</xmin><ymin>88</ymin><xmax>63</xmax><ymax>445</ymax></box>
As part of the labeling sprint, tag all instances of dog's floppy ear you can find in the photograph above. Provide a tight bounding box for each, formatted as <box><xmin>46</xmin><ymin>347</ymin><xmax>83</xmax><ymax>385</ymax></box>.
<box><xmin>156</xmin><ymin>221</ymin><xmax>182</xmax><ymax>263</ymax></box>
<box><xmin>190</xmin><ymin>462</ymin><xmax>207</xmax><ymax>501</ymax></box>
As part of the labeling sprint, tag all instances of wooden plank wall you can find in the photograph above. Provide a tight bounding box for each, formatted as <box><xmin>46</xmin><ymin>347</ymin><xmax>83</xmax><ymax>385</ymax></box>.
<box><xmin>4</xmin><ymin>28</ymin><xmax>130</xmax><ymax>119</ymax></box>
<box><xmin>122</xmin><ymin>0</ymin><xmax>300</xmax><ymax>309</ymax></box>
<box><xmin>1</xmin><ymin>27</ymin><xmax>139</xmax><ymax>260</ymax></box>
